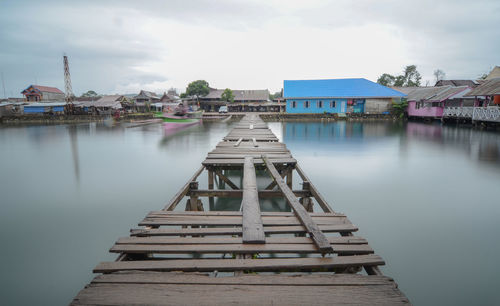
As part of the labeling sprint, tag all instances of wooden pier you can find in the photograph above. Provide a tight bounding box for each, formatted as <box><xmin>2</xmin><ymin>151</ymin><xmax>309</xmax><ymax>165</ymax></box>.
<box><xmin>72</xmin><ymin>114</ymin><xmax>409</xmax><ymax>305</ymax></box>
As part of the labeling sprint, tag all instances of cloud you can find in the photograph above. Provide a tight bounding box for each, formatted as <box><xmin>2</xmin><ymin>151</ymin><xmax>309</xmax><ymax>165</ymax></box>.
<box><xmin>0</xmin><ymin>0</ymin><xmax>498</xmax><ymax>97</ymax></box>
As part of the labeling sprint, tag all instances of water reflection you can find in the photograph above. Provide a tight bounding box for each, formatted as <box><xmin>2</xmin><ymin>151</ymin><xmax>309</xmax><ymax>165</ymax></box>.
<box><xmin>406</xmin><ymin>122</ymin><xmax>500</xmax><ymax>167</ymax></box>
<box><xmin>68</xmin><ymin>126</ymin><xmax>80</xmax><ymax>183</ymax></box>
<box><xmin>281</xmin><ymin>120</ymin><xmax>500</xmax><ymax>167</ymax></box>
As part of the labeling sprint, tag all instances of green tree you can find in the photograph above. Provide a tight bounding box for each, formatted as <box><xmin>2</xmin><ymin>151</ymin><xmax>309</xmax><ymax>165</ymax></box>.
<box><xmin>377</xmin><ymin>73</ymin><xmax>396</xmax><ymax>86</ymax></box>
<box><xmin>392</xmin><ymin>99</ymin><xmax>408</xmax><ymax>118</ymax></box>
<box><xmin>378</xmin><ymin>65</ymin><xmax>422</xmax><ymax>87</ymax></box>
<box><xmin>402</xmin><ymin>65</ymin><xmax>421</xmax><ymax>87</ymax></box>
<box><xmin>221</xmin><ymin>88</ymin><xmax>234</xmax><ymax>102</ymax></box>
<box><xmin>81</xmin><ymin>90</ymin><xmax>99</xmax><ymax>98</ymax></box>
<box><xmin>185</xmin><ymin>80</ymin><xmax>209</xmax><ymax>100</ymax></box>
<box><xmin>269</xmin><ymin>91</ymin><xmax>282</xmax><ymax>100</ymax></box>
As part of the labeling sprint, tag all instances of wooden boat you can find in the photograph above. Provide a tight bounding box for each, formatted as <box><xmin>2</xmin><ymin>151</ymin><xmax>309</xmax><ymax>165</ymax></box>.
<box><xmin>154</xmin><ymin>112</ymin><xmax>201</xmax><ymax>131</ymax></box>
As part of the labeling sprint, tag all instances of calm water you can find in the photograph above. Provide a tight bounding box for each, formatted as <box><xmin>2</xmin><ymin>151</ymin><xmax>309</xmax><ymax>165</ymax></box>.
<box><xmin>1</xmin><ymin>120</ymin><xmax>499</xmax><ymax>305</ymax></box>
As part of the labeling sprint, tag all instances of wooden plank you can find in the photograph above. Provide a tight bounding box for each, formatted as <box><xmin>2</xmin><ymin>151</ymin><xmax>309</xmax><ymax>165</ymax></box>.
<box><xmin>130</xmin><ymin>224</ymin><xmax>358</xmax><ymax>237</ymax></box>
<box><xmin>295</xmin><ymin>164</ymin><xmax>334</xmax><ymax>213</ymax></box>
<box><xmin>207</xmin><ymin>153</ymin><xmax>292</xmax><ymax>159</ymax></box>
<box><xmin>94</xmin><ymin>255</ymin><xmax>385</xmax><ymax>273</ymax></box>
<box><xmin>109</xmin><ymin>244</ymin><xmax>373</xmax><ymax>255</ymax></box>
<box><xmin>241</xmin><ymin>157</ymin><xmax>265</xmax><ymax>244</ymax></box>
<box><xmin>72</xmin><ymin>282</ymin><xmax>408</xmax><ymax>306</ymax></box>
<box><xmin>213</xmin><ymin>169</ymin><xmax>239</xmax><ymax>190</ymax></box>
<box><xmin>163</xmin><ymin>166</ymin><xmax>205</xmax><ymax>211</ymax></box>
<box><xmin>139</xmin><ymin>216</ymin><xmax>350</xmax><ymax>227</ymax></box>
<box><xmin>89</xmin><ymin>271</ymin><xmax>396</xmax><ymax>286</ymax></box>
<box><xmin>146</xmin><ymin>211</ymin><xmax>344</xmax><ymax>217</ymax></box>
<box><xmin>264</xmin><ymin>157</ymin><xmax>333</xmax><ymax>254</ymax></box>
<box><xmin>188</xmin><ymin>189</ymin><xmax>310</xmax><ymax>198</ymax></box>
<box><xmin>233</xmin><ymin>138</ymin><xmax>243</xmax><ymax>147</ymax></box>
<box><xmin>116</xmin><ymin>236</ymin><xmax>367</xmax><ymax>245</ymax></box>
<box><xmin>72</xmin><ymin>283</ymin><xmax>408</xmax><ymax>306</ymax></box>
<box><xmin>202</xmin><ymin>158</ymin><xmax>297</xmax><ymax>166</ymax></box>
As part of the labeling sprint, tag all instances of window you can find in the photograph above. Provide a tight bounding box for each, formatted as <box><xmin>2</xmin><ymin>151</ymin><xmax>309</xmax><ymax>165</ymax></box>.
<box><xmin>292</xmin><ymin>101</ymin><xmax>296</xmax><ymax>108</ymax></box>
<box><xmin>304</xmin><ymin>101</ymin><xmax>310</xmax><ymax>108</ymax></box>
<box><xmin>318</xmin><ymin>100</ymin><xmax>323</xmax><ymax>108</ymax></box>
<box><xmin>330</xmin><ymin>101</ymin><xmax>336</xmax><ymax>108</ymax></box>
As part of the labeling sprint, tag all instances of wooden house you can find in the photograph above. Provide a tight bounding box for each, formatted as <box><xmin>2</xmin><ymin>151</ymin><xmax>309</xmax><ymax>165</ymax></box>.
<box><xmin>199</xmin><ymin>88</ymin><xmax>270</xmax><ymax>112</ymax></box>
<box><xmin>405</xmin><ymin>86</ymin><xmax>471</xmax><ymax>119</ymax></box>
<box><xmin>21</xmin><ymin>85</ymin><xmax>65</xmax><ymax>102</ymax></box>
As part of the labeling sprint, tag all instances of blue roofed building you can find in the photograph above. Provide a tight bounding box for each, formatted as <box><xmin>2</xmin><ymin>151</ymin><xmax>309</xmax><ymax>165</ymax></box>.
<box><xmin>283</xmin><ymin>78</ymin><xmax>406</xmax><ymax>114</ymax></box>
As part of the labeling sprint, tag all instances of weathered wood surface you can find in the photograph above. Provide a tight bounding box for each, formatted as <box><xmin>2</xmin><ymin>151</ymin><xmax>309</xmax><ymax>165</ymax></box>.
<box><xmin>139</xmin><ymin>215</ymin><xmax>351</xmax><ymax>226</ymax></box>
<box><xmin>72</xmin><ymin>114</ymin><xmax>408</xmax><ymax>305</ymax></box>
<box><xmin>163</xmin><ymin>165</ymin><xmax>205</xmax><ymax>211</ymax></box>
<box><xmin>72</xmin><ymin>273</ymin><xmax>409</xmax><ymax>306</ymax></box>
<box><xmin>110</xmin><ymin>243</ymin><xmax>373</xmax><ymax>255</ymax></box>
<box><xmin>116</xmin><ymin>236</ymin><xmax>367</xmax><ymax>245</ymax></box>
<box><xmin>145</xmin><ymin>211</ymin><xmax>344</xmax><ymax>217</ymax></box>
<box><xmin>264</xmin><ymin>156</ymin><xmax>334</xmax><ymax>254</ymax></box>
<box><xmin>241</xmin><ymin>157</ymin><xmax>265</xmax><ymax>243</ymax></box>
<box><xmin>94</xmin><ymin>255</ymin><xmax>385</xmax><ymax>273</ymax></box>
<box><xmin>130</xmin><ymin>224</ymin><xmax>359</xmax><ymax>236</ymax></box>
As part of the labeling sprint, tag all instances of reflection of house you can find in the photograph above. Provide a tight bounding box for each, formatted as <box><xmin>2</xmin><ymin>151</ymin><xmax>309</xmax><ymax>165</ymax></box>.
<box><xmin>199</xmin><ymin>88</ymin><xmax>270</xmax><ymax>112</ymax></box>
<box><xmin>405</xmin><ymin>86</ymin><xmax>472</xmax><ymax>119</ymax></box>
<box><xmin>284</xmin><ymin>78</ymin><xmax>406</xmax><ymax>114</ymax></box>
<box><xmin>21</xmin><ymin>85</ymin><xmax>65</xmax><ymax>102</ymax></box>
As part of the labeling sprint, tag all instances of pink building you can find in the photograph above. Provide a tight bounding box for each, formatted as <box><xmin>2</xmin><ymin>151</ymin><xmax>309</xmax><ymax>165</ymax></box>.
<box><xmin>404</xmin><ymin>86</ymin><xmax>470</xmax><ymax>119</ymax></box>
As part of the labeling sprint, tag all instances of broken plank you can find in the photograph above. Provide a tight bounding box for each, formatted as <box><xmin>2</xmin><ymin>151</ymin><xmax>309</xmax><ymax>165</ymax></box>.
<box><xmin>264</xmin><ymin>156</ymin><xmax>333</xmax><ymax>254</ymax></box>
<box><xmin>241</xmin><ymin>157</ymin><xmax>265</xmax><ymax>244</ymax></box>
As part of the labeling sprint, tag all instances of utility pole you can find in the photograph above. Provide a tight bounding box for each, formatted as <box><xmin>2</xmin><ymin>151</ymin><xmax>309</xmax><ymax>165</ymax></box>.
<box><xmin>1</xmin><ymin>72</ymin><xmax>6</xmax><ymax>99</ymax></box>
<box><xmin>63</xmin><ymin>54</ymin><xmax>74</xmax><ymax>103</ymax></box>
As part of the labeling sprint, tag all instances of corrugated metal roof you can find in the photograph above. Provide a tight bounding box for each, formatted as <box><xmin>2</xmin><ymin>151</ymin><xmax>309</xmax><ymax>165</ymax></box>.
<box><xmin>427</xmin><ymin>86</ymin><xmax>469</xmax><ymax>102</ymax></box>
<box><xmin>485</xmin><ymin>66</ymin><xmax>500</xmax><ymax>80</ymax></box>
<box><xmin>23</xmin><ymin>102</ymin><xmax>67</xmax><ymax>107</ymax></box>
<box><xmin>96</xmin><ymin>95</ymin><xmax>123</xmax><ymax>103</ymax></box>
<box><xmin>435</xmin><ymin>80</ymin><xmax>477</xmax><ymax>87</ymax></box>
<box><xmin>134</xmin><ymin>90</ymin><xmax>160</xmax><ymax>99</ymax></box>
<box><xmin>405</xmin><ymin>87</ymin><xmax>448</xmax><ymax>101</ymax></box>
<box><xmin>283</xmin><ymin>78</ymin><xmax>406</xmax><ymax>98</ymax></box>
<box><xmin>465</xmin><ymin>78</ymin><xmax>500</xmax><ymax>96</ymax></box>
<box><xmin>390</xmin><ymin>87</ymin><xmax>419</xmax><ymax>95</ymax></box>
<box><xmin>21</xmin><ymin>85</ymin><xmax>64</xmax><ymax>94</ymax></box>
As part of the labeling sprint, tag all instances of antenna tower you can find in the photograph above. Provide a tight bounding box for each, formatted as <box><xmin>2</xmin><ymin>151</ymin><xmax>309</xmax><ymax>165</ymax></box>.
<box><xmin>63</xmin><ymin>54</ymin><xmax>74</xmax><ymax>103</ymax></box>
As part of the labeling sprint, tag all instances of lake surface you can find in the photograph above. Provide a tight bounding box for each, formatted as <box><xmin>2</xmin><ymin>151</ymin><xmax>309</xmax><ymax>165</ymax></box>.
<box><xmin>1</xmin><ymin>119</ymin><xmax>499</xmax><ymax>305</ymax></box>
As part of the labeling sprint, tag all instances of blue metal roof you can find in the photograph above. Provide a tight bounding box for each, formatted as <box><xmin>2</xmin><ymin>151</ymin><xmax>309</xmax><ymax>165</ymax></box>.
<box><xmin>283</xmin><ymin>78</ymin><xmax>406</xmax><ymax>98</ymax></box>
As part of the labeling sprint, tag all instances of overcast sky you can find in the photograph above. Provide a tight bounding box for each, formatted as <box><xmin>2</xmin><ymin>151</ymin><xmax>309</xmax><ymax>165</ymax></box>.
<box><xmin>1</xmin><ymin>0</ymin><xmax>499</xmax><ymax>97</ymax></box>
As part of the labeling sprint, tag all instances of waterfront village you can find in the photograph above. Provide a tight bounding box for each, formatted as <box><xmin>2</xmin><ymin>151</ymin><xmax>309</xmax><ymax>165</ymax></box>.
<box><xmin>0</xmin><ymin>63</ymin><xmax>499</xmax><ymax>127</ymax></box>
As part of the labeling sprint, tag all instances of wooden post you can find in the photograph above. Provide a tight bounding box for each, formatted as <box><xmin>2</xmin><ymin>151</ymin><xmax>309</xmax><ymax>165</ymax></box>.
<box><xmin>286</xmin><ymin>167</ymin><xmax>293</xmax><ymax>189</ymax></box>
<box><xmin>188</xmin><ymin>181</ymin><xmax>201</xmax><ymax>211</ymax></box>
<box><xmin>208</xmin><ymin>168</ymin><xmax>214</xmax><ymax>210</ymax></box>
<box><xmin>299</xmin><ymin>181</ymin><xmax>314</xmax><ymax>212</ymax></box>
